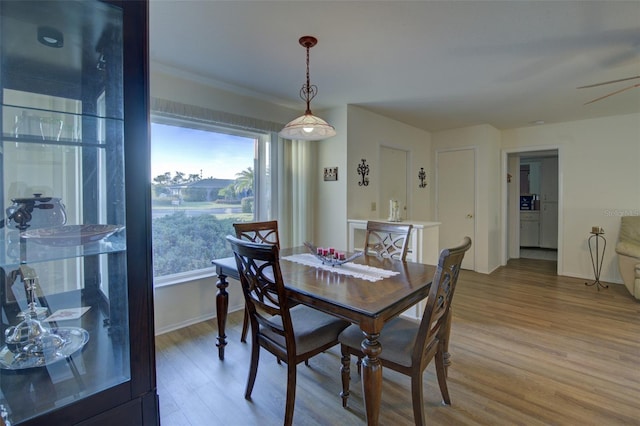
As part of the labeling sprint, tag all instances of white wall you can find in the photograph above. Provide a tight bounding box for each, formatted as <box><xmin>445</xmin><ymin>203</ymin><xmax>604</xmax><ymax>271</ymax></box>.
<box><xmin>154</xmin><ymin>275</ymin><xmax>244</xmax><ymax>334</ymax></box>
<box><xmin>314</xmin><ymin>105</ymin><xmax>432</xmax><ymax>249</ymax></box>
<box><xmin>151</xmin><ymin>68</ymin><xmax>296</xmax><ymax>124</ymax></box>
<box><xmin>314</xmin><ymin>106</ymin><xmax>349</xmax><ymax>248</ymax></box>
<box><xmin>346</xmin><ymin>106</ymin><xmax>432</xmax><ymax>223</ymax></box>
<box><xmin>502</xmin><ymin>113</ymin><xmax>640</xmax><ymax>284</ymax></box>
<box><xmin>483</xmin><ymin>125</ymin><xmax>503</xmax><ymax>272</ymax></box>
<box><xmin>431</xmin><ymin>115</ymin><xmax>640</xmax><ymax>283</ymax></box>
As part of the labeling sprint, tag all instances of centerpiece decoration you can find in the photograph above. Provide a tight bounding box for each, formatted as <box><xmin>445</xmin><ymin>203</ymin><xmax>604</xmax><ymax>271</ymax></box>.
<box><xmin>388</xmin><ymin>199</ymin><xmax>401</xmax><ymax>222</ymax></box>
<box><xmin>1</xmin><ymin>265</ymin><xmax>88</xmax><ymax>370</ymax></box>
<box><xmin>304</xmin><ymin>242</ymin><xmax>363</xmax><ymax>267</ymax></box>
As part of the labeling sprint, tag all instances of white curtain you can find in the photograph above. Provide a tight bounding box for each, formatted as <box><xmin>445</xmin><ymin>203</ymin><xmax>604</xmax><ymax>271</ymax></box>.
<box><xmin>277</xmin><ymin>138</ymin><xmax>316</xmax><ymax>248</ymax></box>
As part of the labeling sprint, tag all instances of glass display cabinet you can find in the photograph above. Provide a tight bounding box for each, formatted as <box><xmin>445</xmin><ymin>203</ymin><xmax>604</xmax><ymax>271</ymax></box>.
<box><xmin>0</xmin><ymin>1</ymin><xmax>158</xmax><ymax>425</ymax></box>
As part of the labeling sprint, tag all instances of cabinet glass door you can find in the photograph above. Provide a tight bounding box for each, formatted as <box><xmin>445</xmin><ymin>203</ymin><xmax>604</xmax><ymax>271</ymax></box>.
<box><xmin>0</xmin><ymin>1</ymin><xmax>130</xmax><ymax>423</ymax></box>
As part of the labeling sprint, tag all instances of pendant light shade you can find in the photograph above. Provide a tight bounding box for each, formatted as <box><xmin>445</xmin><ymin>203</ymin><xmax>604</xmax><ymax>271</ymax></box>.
<box><xmin>279</xmin><ymin>113</ymin><xmax>336</xmax><ymax>141</ymax></box>
<box><xmin>279</xmin><ymin>36</ymin><xmax>336</xmax><ymax>141</ymax></box>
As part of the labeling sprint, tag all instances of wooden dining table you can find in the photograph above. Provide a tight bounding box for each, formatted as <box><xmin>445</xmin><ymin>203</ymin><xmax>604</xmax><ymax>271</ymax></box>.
<box><xmin>212</xmin><ymin>246</ymin><xmax>446</xmax><ymax>426</ymax></box>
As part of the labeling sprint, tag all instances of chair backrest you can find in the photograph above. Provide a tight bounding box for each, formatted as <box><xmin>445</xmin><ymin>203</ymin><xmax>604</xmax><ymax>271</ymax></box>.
<box><xmin>226</xmin><ymin>235</ymin><xmax>293</xmax><ymax>348</ymax></box>
<box><xmin>364</xmin><ymin>221</ymin><xmax>413</xmax><ymax>261</ymax></box>
<box><xmin>233</xmin><ymin>220</ymin><xmax>280</xmax><ymax>248</ymax></box>
<box><xmin>413</xmin><ymin>236</ymin><xmax>472</xmax><ymax>363</ymax></box>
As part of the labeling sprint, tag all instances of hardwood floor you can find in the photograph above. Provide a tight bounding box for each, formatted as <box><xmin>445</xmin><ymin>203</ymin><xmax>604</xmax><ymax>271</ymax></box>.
<box><xmin>519</xmin><ymin>247</ymin><xmax>558</xmax><ymax>261</ymax></box>
<box><xmin>155</xmin><ymin>258</ymin><xmax>640</xmax><ymax>425</ymax></box>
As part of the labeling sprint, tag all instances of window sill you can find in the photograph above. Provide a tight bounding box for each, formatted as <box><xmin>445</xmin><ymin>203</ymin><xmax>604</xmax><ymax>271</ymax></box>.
<box><xmin>154</xmin><ymin>267</ymin><xmax>218</xmax><ymax>288</ymax></box>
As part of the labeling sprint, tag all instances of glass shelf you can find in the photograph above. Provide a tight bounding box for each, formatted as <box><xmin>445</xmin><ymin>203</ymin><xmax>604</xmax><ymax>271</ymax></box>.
<box><xmin>0</xmin><ymin>231</ymin><xmax>126</xmax><ymax>268</ymax></box>
<box><xmin>0</xmin><ymin>300</ymin><xmax>131</xmax><ymax>423</ymax></box>
<box><xmin>1</xmin><ymin>104</ymin><xmax>122</xmax><ymax>146</ymax></box>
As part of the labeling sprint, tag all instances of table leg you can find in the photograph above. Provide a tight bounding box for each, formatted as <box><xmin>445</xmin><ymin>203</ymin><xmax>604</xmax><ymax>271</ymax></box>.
<box><xmin>215</xmin><ymin>271</ymin><xmax>229</xmax><ymax>360</ymax></box>
<box><xmin>361</xmin><ymin>331</ymin><xmax>382</xmax><ymax>426</ymax></box>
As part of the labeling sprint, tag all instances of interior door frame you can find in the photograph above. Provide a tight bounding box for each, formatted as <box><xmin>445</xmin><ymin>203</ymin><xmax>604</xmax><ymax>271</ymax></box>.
<box><xmin>435</xmin><ymin>146</ymin><xmax>477</xmax><ymax>271</ymax></box>
<box><xmin>501</xmin><ymin>146</ymin><xmax>563</xmax><ymax>275</ymax></box>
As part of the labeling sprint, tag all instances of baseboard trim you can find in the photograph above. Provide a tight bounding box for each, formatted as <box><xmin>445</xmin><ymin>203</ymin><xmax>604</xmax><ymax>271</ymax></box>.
<box><xmin>154</xmin><ymin>303</ymin><xmax>244</xmax><ymax>336</ymax></box>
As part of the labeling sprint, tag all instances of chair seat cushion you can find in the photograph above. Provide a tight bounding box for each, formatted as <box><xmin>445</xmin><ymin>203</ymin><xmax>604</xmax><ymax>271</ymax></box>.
<box><xmin>261</xmin><ymin>305</ymin><xmax>350</xmax><ymax>355</ymax></box>
<box><xmin>339</xmin><ymin>317</ymin><xmax>421</xmax><ymax>367</ymax></box>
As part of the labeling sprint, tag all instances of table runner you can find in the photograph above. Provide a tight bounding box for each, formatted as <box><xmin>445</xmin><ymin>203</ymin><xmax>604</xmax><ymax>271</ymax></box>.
<box><xmin>282</xmin><ymin>253</ymin><xmax>399</xmax><ymax>282</ymax></box>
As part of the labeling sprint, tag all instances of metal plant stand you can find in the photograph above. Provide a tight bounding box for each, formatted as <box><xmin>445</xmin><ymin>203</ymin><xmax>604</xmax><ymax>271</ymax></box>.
<box><xmin>585</xmin><ymin>230</ymin><xmax>607</xmax><ymax>290</ymax></box>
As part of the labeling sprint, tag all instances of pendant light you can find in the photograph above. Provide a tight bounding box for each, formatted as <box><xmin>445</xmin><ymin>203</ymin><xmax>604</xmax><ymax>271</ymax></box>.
<box><xmin>279</xmin><ymin>36</ymin><xmax>336</xmax><ymax>141</ymax></box>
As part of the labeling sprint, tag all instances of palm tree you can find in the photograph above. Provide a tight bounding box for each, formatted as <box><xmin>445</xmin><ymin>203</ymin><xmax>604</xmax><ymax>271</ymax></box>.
<box><xmin>234</xmin><ymin>167</ymin><xmax>254</xmax><ymax>197</ymax></box>
<box><xmin>153</xmin><ymin>172</ymin><xmax>173</xmax><ymax>197</ymax></box>
<box><xmin>172</xmin><ymin>171</ymin><xmax>185</xmax><ymax>184</ymax></box>
<box><xmin>153</xmin><ymin>172</ymin><xmax>171</xmax><ymax>185</ymax></box>
<box><xmin>218</xmin><ymin>184</ymin><xmax>237</xmax><ymax>201</ymax></box>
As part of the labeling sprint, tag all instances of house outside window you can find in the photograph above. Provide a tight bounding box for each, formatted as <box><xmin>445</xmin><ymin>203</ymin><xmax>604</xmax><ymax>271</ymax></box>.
<box><xmin>150</xmin><ymin>116</ymin><xmax>272</xmax><ymax>282</ymax></box>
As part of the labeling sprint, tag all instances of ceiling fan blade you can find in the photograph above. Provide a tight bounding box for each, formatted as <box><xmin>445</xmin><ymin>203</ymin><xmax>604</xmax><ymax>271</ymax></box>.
<box><xmin>577</xmin><ymin>75</ymin><xmax>640</xmax><ymax>89</ymax></box>
<box><xmin>584</xmin><ymin>83</ymin><xmax>640</xmax><ymax>105</ymax></box>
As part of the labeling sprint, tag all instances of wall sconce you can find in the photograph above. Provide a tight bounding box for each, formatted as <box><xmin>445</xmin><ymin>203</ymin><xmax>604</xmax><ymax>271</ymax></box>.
<box><xmin>357</xmin><ymin>159</ymin><xmax>369</xmax><ymax>186</ymax></box>
<box><xmin>418</xmin><ymin>167</ymin><xmax>427</xmax><ymax>188</ymax></box>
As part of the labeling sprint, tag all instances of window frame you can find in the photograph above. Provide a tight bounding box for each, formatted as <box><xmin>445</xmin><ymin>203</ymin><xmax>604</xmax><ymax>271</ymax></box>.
<box><xmin>150</xmin><ymin>113</ymin><xmax>275</xmax><ymax>285</ymax></box>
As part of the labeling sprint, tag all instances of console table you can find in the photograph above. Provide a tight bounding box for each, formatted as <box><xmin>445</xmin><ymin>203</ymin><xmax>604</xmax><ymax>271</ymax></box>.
<box><xmin>347</xmin><ymin>219</ymin><xmax>441</xmax><ymax>265</ymax></box>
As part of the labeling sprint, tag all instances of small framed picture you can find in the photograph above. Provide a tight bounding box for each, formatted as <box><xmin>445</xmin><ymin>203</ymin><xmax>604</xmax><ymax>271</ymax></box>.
<box><xmin>323</xmin><ymin>167</ymin><xmax>338</xmax><ymax>181</ymax></box>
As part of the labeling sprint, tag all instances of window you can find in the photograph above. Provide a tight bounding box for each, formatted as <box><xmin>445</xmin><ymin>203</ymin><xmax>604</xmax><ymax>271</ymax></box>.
<box><xmin>150</xmin><ymin>116</ymin><xmax>272</xmax><ymax>281</ymax></box>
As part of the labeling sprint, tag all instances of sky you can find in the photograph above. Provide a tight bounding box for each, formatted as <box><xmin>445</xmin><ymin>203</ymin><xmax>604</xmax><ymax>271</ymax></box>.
<box><xmin>150</xmin><ymin>123</ymin><xmax>255</xmax><ymax>181</ymax></box>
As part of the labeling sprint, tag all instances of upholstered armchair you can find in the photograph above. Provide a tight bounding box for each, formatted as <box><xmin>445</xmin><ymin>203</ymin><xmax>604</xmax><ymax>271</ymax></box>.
<box><xmin>615</xmin><ymin>216</ymin><xmax>640</xmax><ymax>300</ymax></box>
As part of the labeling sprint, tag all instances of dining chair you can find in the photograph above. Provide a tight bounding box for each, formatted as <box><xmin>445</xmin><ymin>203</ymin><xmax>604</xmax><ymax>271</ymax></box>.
<box><xmin>353</xmin><ymin>220</ymin><xmax>415</xmax><ymax>372</ymax></box>
<box><xmin>338</xmin><ymin>236</ymin><xmax>472</xmax><ymax>426</ymax></box>
<box><xmin>364</xmin><ymin>221</ymin><xmax>413</xmax><ymax>261</ymax></box>
<box><xmin>233</xmin><ymin>220</ymin><xmax>280</xmax><ymax>343</ymax></box>
<box><xmin>226</xmin><ymin>236</ymin><xmax>350</xmax><ymax>426</ymax></box>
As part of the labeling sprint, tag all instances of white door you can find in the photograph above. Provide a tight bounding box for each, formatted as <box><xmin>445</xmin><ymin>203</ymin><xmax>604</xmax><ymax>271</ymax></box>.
<box><xmin>436</xmin><ymin>149</ymin><xmax>475</xmax><ymax>270</ymax></box>
<box><xmin>380</xmin><ymin>146</ymin><xmax>408</xmax><ymax>221</ymax></box>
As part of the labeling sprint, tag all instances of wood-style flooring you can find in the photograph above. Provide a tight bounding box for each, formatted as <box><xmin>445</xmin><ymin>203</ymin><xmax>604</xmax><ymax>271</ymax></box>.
<box><xmin>155</xmin><ymin>258</ymin><xmax>640</xmax><ymax>425</ymax></box>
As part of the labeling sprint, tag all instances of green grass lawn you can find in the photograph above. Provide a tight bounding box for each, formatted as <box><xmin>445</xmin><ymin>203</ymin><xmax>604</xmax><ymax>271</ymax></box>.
<box><xmin>215</xmin><ymin>213</ymin><xmax>253</xmax><ymax>221</ymax></box>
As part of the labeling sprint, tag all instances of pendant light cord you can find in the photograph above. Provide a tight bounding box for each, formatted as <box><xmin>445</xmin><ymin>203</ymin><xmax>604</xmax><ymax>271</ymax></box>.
<box><xmin>300</xmin><ymin>42</ymin><xmax>317</xmax><ymax>115</ymax></box>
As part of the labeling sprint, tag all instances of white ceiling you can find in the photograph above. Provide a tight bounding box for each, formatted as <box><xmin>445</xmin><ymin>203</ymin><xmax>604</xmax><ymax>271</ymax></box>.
<box><xmin>149</xmin><ymin>0</ymin><xmax>640</xmax><ymax>132</ymax></box>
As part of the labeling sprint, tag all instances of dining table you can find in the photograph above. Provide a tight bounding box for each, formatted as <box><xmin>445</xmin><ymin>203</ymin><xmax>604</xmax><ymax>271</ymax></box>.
<box><xmin>212</xmin><ymin>245</ymin><xmax>449</xmax><ymax>426</ymax></box>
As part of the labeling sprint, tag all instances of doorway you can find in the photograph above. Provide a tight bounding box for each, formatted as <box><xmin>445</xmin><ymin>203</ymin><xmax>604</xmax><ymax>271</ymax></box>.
<box><xmin>503</xmin><ymin>148</ymin><xmax>561</xmax><ymax>274</ymax></box>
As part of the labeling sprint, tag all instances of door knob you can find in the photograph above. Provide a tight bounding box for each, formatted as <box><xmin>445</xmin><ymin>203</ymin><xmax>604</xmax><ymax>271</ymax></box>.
<box><xmin>466</xmin><ymin>214</ymin><xmax>473</xmax><ymax>219</ymax></box>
